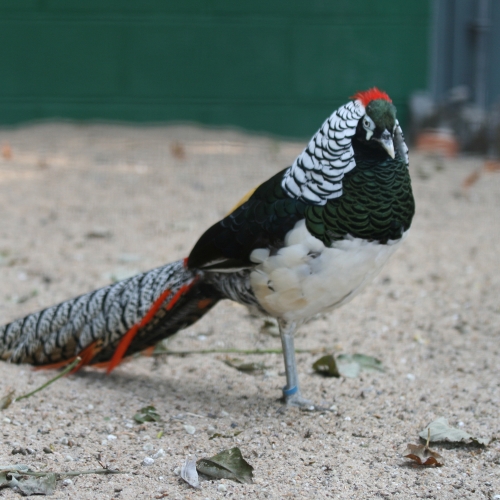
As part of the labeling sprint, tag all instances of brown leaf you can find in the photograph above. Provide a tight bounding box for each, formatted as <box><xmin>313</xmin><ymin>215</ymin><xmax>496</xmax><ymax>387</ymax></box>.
<box><xmin>404</xmin><ymin>443</ymin><xmax>444</xmax><ymax>466</ymax></box>
<box><xmin>170</xmin><ymin>141</ymin><xmax>186</xmax><ymax>160</ymax></box>
<box><xmin>462</xmin><ymin>169</ymin><xmax>481</xmax><ymax>189</ymax></box>
<box><xmin>404</xmin><ymin>429</ymin><xmax>444</xmax><ymax>467</ymax></box>
<box><xmin>484</xmin><ymin>160</ymin><xmax>500</xmax><ymax>172</ymax></box>
<box><xmin>2</xmin><ymin>143</ymin><xmax>12</xmax><ymax>160</ymax></box>
<box><xmin>463</xmin><ymin>160</ymin><xmax>500</xmax><ymax>190</ymax></box>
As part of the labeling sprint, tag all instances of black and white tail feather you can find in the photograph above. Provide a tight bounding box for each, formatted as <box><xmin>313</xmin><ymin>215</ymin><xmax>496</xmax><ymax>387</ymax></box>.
<box><xmin>0</xmin><ymin>261</ymin><xmax>204</xmax><ymax>366</ymax></box>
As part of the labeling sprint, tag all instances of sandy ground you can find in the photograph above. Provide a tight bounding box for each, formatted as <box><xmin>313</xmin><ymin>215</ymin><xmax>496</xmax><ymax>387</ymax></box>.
<box><xmin>0</xmin><ymin>122</ymin><xmax>499</xmax><ymax>499</ymax></box>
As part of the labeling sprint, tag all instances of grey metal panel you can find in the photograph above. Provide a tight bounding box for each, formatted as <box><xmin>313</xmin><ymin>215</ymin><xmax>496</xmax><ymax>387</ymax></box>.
<box><xmin>488</xmin><ymin>0</ymin><xmax>500</xmax><ymax>107</ymax></box>
<box><xmin>431</xmin><ymin>0</ymin><xmax>500</xmax><ymax>108</ymax></box>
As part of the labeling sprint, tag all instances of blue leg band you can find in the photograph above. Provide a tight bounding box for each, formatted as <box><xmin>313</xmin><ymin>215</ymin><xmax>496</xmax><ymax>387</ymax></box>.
<box><xmin>283</xmin><ymin>385</ymin><xmax>298</xmax><ymax>397</ymax></box>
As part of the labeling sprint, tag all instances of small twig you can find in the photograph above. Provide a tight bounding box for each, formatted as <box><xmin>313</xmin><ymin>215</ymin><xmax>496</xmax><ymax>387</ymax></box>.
<box><xmin>151</xmin><ymin>348</ymin><xmax>325</xmax><ymax>357</ymax></box>
<box><xmin>15</xmin><ymin>357</ymin><xmax>81</xmax><ymax>402</ymax></box>
<box><xmin>58</xmin><ymin>468</ymin><xmax>125</xmax><ymax>477</ymax></box>
<box><xmin>3</xmin><ymin>468</ymin><xmax>125</xmax><ymax>479</ymax></box>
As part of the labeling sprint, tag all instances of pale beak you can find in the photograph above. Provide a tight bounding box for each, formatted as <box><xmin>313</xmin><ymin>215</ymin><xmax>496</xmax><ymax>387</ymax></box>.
<box><xmin>377</xmin><ymin>129</ymin><xmax>395</xmax><ymax>159</ymax></box>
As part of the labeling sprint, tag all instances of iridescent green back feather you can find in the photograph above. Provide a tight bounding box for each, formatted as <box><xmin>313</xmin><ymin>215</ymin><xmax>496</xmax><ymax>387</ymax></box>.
<box><xmin>305</xmin><ymin>154</ymin><xmax>414</xmax><ymax>245</ymax></box>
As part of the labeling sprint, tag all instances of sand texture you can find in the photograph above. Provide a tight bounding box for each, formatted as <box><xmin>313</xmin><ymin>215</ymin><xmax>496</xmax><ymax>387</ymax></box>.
<box><xmin>0</xmin><ymin>123</ymin><xmax>499</xmax><ymax>499</ymax></box>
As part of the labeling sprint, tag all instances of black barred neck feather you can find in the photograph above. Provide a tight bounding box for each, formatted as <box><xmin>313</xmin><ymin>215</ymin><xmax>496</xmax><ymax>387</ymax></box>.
<box><xmin>281</xmin><ymin>100</ymin><xmax>365</xmax><ymax>205</ymax></box>
<box><xmin>282</xmin><ymin>98</ymin><xmax>410</xmax><ymax>207</ymax></box>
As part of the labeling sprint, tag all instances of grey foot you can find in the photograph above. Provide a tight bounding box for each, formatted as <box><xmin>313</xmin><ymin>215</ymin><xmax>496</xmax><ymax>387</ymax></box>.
<box><xmin>282</xmin><ymin>387</ymin><xmax>324</xmax><ymax>410</ymax></box>
<box><xmin>285</xmin><ymin>393</ymin><xmax>315</xmax><ymax>409</ymax></box>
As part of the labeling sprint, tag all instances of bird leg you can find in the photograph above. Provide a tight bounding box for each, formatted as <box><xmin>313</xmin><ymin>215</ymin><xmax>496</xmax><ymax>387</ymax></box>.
<box><xmin>278</xmin><ymin>319</ymin><xmax>314</xmax><ymax>408</ymax></box>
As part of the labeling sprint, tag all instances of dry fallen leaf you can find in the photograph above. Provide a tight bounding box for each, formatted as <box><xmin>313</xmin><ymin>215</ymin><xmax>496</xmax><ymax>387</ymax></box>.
<box><xmin>312</xmin><ymin>353</ymin><xmax>383</xmax><ymax>378</ymax></box>
<box><xmin>197</xmin><ymin>447</ymin><xmax>253</xmax><ymax>484</ymax></box>
<box><xmin>170</xmin><ymin>141</ymin><xmax>186</xmax><ymax>160</ymax></box>
<box><xmin>463</xmin><ymin>160</ymin><xmax>500</xmax><ymax>190</ymax></box>
<box><xmin>0</xmin><ymin>389</ymin><xmax>15</xmax><ymax>410</ymax></box>
<box><xmin>484</xmin><ymin>160</ymin><xmax>500</xmax><ymax>172</ymax></box>
<box><xmin>1</xmin><ymin>464</ymin><xmax>123</xmax><ymax>495</ymax></box>
<box><xmin>8</xmin><ymin>473</ymin><xmax>57</xmax><ymax>496</ymax></box>
<box><xmin>419</xmin><ymin>417</ymin><xmax>489</xmax><ymax>446</ymax></box>
<box><xmin>404</xmin><ymin>429</ymin><xmax>444</xmax><ymax>467</ymax></box>
<box><xmin>2</xmin><ymin>143</ymin><xmax>12</xmax><ymax>160</ymax></box>
<box><xmin>462</xmin><ymin>169</ymin><xmax>482</xmax><ymax>189</ymax></box>
<box><xmin>133</xmin><ymin>406</ymin><xmax>161</xmax><ymax>424</ymax></box>
<box><xmin>224</xmin><ymin>357</ymin><xmax>268</xmax><ymax>373</ymax></box>
<box><xmin>312</xmin><ymin>355</ymin><xmax>340</xmax><ymax>377</ymax></box>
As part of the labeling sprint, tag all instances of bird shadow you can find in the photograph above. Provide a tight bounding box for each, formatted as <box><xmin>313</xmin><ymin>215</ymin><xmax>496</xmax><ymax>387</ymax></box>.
<box><xmin>67</xmin><ymin>357</ymin><xmax>281</xmax><ymax>417</ymax></box>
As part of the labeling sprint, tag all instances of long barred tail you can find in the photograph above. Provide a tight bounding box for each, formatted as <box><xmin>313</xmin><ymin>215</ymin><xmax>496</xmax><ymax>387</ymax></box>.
<box><xmin>0</xmin><ymin>260</ymin><xmax>221</xmax><ymax>371</ymax></box>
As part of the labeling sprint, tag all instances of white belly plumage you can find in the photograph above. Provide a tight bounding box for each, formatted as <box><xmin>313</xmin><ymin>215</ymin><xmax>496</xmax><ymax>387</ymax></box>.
<box><xmin>249</xmin><ymin>220</ymin><xmax>405</xmax><ymax>322</ymax></box>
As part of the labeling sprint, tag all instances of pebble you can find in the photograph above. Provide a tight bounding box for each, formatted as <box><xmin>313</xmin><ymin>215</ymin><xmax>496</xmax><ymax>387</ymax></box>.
<box><xmin>3</xmin><ymin>417</ymin><xmax>11</xmax><ymax>424</ymax></box>
<box><xmin>107</xmin><ymin>434</ymin><xmax>117</xmax><ymax>441</ymax></box>
<box><xmin>143</xmin><ymin>443</ymin><xmax>154</xmax><ymax>451</ymax></box>
<box><xmin>184</xmin><ymin>425</ymin><xmax>196</xmax><ymax>435</ymax></box>
<box><xmin>142</xmin><ymin>457</ymin><xmax>155</xmax><ymax>466</ymax></box>
<box><xmin>64</xmin><ymin>455</ymin><xmax>73</xmax><ymax>462</ymax></box>
<box><xmin>218</xmin><ymin>484</ymin><xmax>228</xmax><ymax>492</ymax></box>
<box><xmin>62</xmin><ymin>479</ymin><xmax>73</xmax><ymax>486</ymax></box>
<box><xmin>152</xmin><ymin>449</ymin><xmax>166</xmax><ymax>459</ymax></box>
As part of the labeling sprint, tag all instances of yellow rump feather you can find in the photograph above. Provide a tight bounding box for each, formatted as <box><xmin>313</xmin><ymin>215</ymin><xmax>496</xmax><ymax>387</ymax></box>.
<box><xmin>226</xmin><ymin>186</ymin><xmax>257</xmax><ymax>215</ymax></box>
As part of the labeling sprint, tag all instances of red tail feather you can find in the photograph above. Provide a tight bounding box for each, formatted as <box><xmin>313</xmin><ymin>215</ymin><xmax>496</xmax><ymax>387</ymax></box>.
<box><xmin>106</xmin><ymin>276</ymin><xmax>199</xmax><ymax>373</ymax></box>
<box><xmin>106</xmin><ymin>286</ymin><xmax>173</xmax><ymax>373</ymax></box>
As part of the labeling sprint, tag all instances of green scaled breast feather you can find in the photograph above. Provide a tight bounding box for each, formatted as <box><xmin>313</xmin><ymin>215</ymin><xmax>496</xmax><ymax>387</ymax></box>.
<box><xmin>305</xmin><ymin>155</ymin><xmax>415</xmax><ymax>245</ymax></box>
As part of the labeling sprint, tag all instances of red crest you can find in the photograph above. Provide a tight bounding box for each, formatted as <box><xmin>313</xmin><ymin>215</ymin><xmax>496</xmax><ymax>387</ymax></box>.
<box><xmin>351</xmin><ymin>88</ymin><xmax>392</xmax><ymax>107</ymax></box>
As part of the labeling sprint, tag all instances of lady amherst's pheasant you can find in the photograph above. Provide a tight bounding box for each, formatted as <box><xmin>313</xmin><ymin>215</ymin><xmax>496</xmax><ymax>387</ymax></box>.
<box><xmin>0</xmin><ymin>88</ymin><xmax>414</xmax><ymax>408</ymax></box>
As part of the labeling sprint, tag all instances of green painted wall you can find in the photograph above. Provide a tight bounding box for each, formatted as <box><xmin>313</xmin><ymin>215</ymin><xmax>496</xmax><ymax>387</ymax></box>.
<box><xmin>0</xmin><ymin>1</ymin><xmax>430</xmax><ymax>137</ymax></box>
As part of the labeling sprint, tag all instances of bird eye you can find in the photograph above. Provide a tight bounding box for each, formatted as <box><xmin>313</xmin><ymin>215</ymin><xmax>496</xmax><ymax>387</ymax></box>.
<box><xmin>363</xmin><ymin>117</ymin><xmax>375</xmax><ymax>130</ymax></box>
